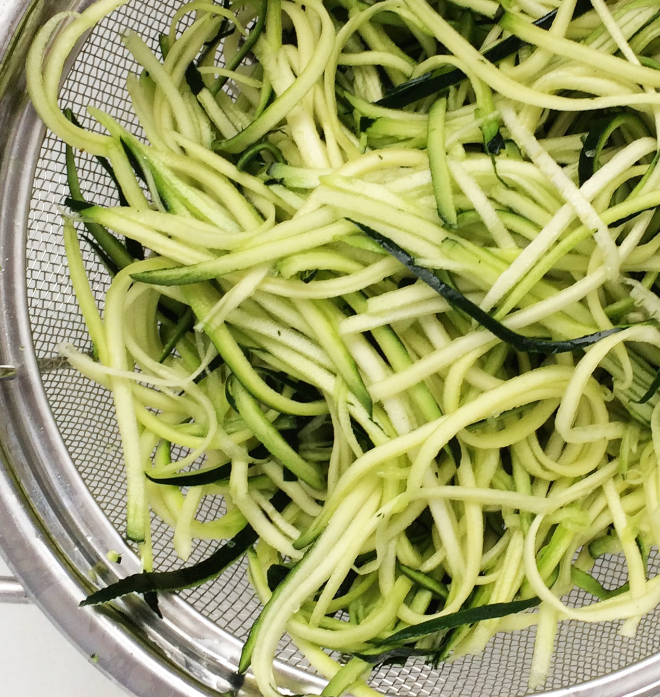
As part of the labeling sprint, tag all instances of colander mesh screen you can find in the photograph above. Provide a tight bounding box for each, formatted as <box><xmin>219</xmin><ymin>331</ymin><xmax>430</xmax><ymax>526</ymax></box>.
<box><xmin>23</xmin><ymin>1</ymin><xmax>660</xmax><ymax>695</ymax></box>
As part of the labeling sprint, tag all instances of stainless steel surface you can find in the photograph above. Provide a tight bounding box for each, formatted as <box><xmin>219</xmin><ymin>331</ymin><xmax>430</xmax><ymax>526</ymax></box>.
<box><xmin>0</xmin><ymin>366</ymin><xmax>18</xmax><ymax>381</ymax></box>
<box><xmin>0</xmin><ymin>576</ymin><xmax>30</xmax><ymax>604</ymax></box>
<box><xmin>2</xmin><ymin>1</ymin><xmax>660</xmax><ymax>696</ymax></box>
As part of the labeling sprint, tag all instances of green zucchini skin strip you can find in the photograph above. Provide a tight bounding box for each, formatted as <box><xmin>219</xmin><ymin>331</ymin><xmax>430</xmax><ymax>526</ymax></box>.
<box><xmin>65</xmin><ymin>109</ymin><xmax>129</xmax><ymax>206</ymax></box>
<box><xmin>355</xmin><ymin>223</ymin><xmax>623</xmax><ymax>355</ymax></box>
<box><xmin>255</xmin><ymin>368</ymin><xmax>322</xmax><ymax>403</ymax></box>
<box><xmin>375</xmin><ymin>0</ymin><xmax>593</xmax><ymax>109</ymax></box>
<box><xmin>81</xmin><ymin>490</ymin><xmax>289</xmax><ymax>606</ymax></box>
<box><xmin>398</xmin><ymin>564</ymin><xmax>448</xmax><ymax>600</ymax></box>
<box><xmin>230</xmin><ymin>378</ymin><xmax>326</xmax><ymax>489</ymax></box>
<box><xmin>158</xmin><ymin>306</ymin><xmax>195</xmax><ymax>362</ymax></box>
<box><xmin>65</xmin><ymin>109</ymin><xmax>145</xmax><ymax>261</ymax></box>
<box><xmin>236</xmin><ymin>141</ymin><xmax>285</xmax><ymax>171</ymax></box>
<box><xmin>80</xmin><ymin>233</ymin><xmax>119</xmax><ymax>276</ymax></box>
<box><xmin>355</xmin><ymin>597</ymin><xmax>540</xmax><ymax>663</ymax></box>
<box><xmin>192</xmin><ymin>354</ymin><xmax>224</xmax><ymax>385</ymax></box>
<box><xmin>239</xmin><ymin>556</ymin><xmax>300</xmax><ymax>674</ymax></box>
<box><xmin>578</xmin><ymin>113</ymin><xmax>649</xmax><ymax>186</ymax></box>
<box><xmin>209</xmin><ymin>0</ymin><xmax>267</xmax><ymax>96</ymax></box>
<box><xmin>637</xmin><ymin>367</ymin><xmax>660</xmax><ymax>404</ymax></box>
<box><xmin>427</xmin><ymin>98</ymin><xmax>457</xmax><ymax>229</ymax></box>
<box><xmin>570</xmin><ymin>567</ymin><xmax>629</xmax><ymax>601</ymax></box>
<box><xmin>146</xmin><ymin>463</ymin><xmax>231</xmax><ymax>487</ymax></box>
<box><xmin>63</xmin><ymin>177</ymin><xmax>197</xmax><ymax>368</ymax></box>
<box><xmin>64</xmin><ymin>152</ymin><xmax>134</xmax><ymax>271</ymax></box>
<box><xmin>129</xmin><ymin>221</ymin><xmax>351</xmax><ymax>286</ymax></box>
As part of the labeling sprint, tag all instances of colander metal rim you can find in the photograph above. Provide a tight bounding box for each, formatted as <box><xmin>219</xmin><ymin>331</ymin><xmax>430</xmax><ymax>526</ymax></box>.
<box><xmin>1</xmin><ymin>2</ymin><xmax>660</xmax><ymax>696</ymax></box>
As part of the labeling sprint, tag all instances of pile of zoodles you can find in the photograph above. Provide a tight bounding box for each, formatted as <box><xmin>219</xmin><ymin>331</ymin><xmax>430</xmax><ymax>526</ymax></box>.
<box><xmin>26</xmin><ymin>0</ymin><xmax>660</xmax><ymax>693</ymax></box>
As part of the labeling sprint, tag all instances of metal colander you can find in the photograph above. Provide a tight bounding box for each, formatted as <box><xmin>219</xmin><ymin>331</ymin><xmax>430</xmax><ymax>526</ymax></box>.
<box><xmin>2</xmin><ymin>1</ymin><xmax>660</xmax><ymax>696</ymax></box>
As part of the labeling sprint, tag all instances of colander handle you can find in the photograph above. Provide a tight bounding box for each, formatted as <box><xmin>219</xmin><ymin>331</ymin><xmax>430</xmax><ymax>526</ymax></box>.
<box><xmin>0</xmin><ymin>576</ymin><xmax>29</xmax><ymax>604</ymax></box>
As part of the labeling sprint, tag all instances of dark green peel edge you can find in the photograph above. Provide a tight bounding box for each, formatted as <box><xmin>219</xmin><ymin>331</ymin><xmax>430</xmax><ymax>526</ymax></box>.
<box><xmin>81</xmin><ymin>490</ymin><xmax>289</xmax><ymax>606</ymax></box>
<box><xmin>355</xmin><ymin>597</ymin><xmax>540</xmax><ymax>664</ymax></box>
<box><xmin>376</xmin><ymin>0</ymin><xmax>594</xmax><ymax>108</ymax></box>
<box><xmin>354</xmin><ymin>222</ymin><xmax>622</xmax><ymax>355</ymax></box>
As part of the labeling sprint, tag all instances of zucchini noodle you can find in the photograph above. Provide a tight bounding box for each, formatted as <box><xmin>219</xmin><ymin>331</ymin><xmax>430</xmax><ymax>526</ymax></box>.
<box><xmin>26</xmin><ymin>0</ymin><xmax>660</xmax><ymax>694</ymax></box>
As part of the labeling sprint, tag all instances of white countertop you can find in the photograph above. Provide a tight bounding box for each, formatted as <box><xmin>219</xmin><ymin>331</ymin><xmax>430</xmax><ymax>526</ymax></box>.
<box><xmin>0</xmin><ymin>558</ymin><xmax>127</xmax><ymax>697</ymax></box>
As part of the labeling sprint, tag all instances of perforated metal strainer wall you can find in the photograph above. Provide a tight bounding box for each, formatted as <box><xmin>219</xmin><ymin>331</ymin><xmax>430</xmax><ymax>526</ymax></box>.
<box><xmin>23</xmin><ymin>2</ymin><xmax>660</xmax><ymax>695</ymax></box>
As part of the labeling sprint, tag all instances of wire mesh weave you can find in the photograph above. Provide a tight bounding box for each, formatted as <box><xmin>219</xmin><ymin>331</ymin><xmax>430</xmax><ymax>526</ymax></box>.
<box><xmin>23</xmin><ymin>1</ymin><xmax>660</xmax><ymax>695</ymax></box>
